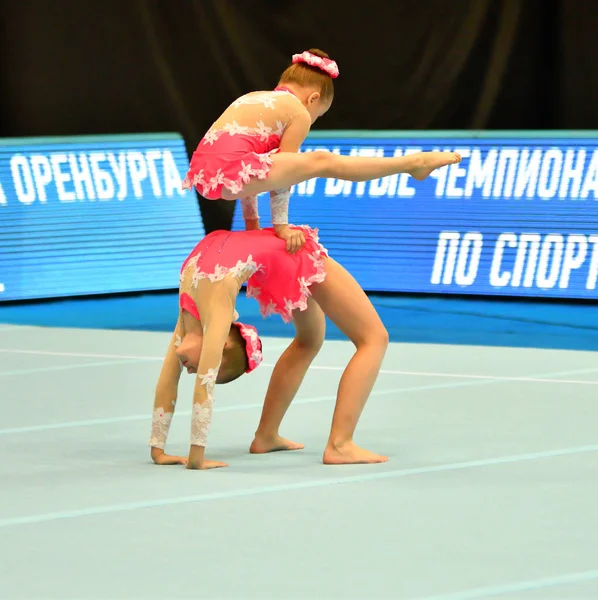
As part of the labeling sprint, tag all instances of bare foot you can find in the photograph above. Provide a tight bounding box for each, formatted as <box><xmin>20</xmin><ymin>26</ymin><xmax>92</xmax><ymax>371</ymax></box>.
<box><xmin>323</xmin><ymin>442</ymin><xmax>388</xmax><ymax>465</ymax></box>
<box><xmin>409</xmin><ymin>151</ymin><xmax>462</xmax><ymax>181</ymax></box>
<box><xmin>186</xmin><ymin>459</ymin><xmax>228</xmax><ymax>470</ymax></box>
<box><xmin>250</xmin><ymin>434</ymin><xmax>305</xmax><ymax>454</ymax></box>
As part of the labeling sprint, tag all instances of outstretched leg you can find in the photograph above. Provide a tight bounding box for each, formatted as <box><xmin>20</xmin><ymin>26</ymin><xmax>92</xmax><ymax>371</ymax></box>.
<box><xmin>221</xmin><ymin>149</ymin><xmax>461</xmax><ymax>199</ymax></box>
<box><xmin>309</xmin><ymin>258</ymin><xmax>389</xmax><ymax>465</ymax></box>
<box><xmin>250</xmin><ymin>298</ymin><xmax>326</xmax><ymax>454</ymax></box>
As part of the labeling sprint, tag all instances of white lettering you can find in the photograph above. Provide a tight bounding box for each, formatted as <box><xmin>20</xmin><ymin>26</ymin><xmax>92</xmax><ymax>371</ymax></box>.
<box><xmin>493</xmin><ymin>149</ymin><xmax>519</xmax><ymax>198</ymax></box>
<box><xmin>455</xmin><ymin>231</ymin><xmax>482</xmax><ymax>285</ymax></box>
<box><xmin>145</xmin><ymin>150</ymin><xmax>163</xmax><ymax>197</ymax></box>
<box><xmin>69</xmin><ymin>153</ymin><xmax>96</xmax><ymax>200</ymax></box>
<box><xmin>296</xmin><ymin>178</ymin><xmax>317</xmax><ymax>196</ymax></box>
<box><xmin>514</xmin><ymin>149</ymin><xmax>542</xmax><ymax>198</ymax></box>
<box><xmin>559</xmin><ymin>234</ymin><xmax>588</xmax><ymax>288</ymax></box>
<box><xmin>369</xmin><ymin>173</ymin><xmax>388</xmax><ymax>197</ymax></box>
<box><xmin>325</xmin><ymin>176</ymin><xmax>345</xmax><ymax>197</ymax></box>
<box><xmin>89</xmin><ymin>153</ymin><xmax>114</xmax><ymax>200</ymax></box>
<box><xmin>512</xmin><ymin>234</ymin><xmax>541</xmax><ymax>287</ymax></box>
<box><xmin>430</xmin><ymin>231</ymin><xmax>460</xmax><ymax>285</ymax></box>
<box><xmin>163</xmin><ymin>150</ymin><xmax>184</xmax><ymax>197</ymax></box>
<box><xmin>30</xmin><ymin>155</ymin><xmax>53</xmax><ymax>202</ymax></box>
<box><xmin>586</xmin><ymin>236</ymin><xmax>598</xmax><ymax>290</ymax></box>
<box><xmin>465</xmin><ymin>149</ymin><xmax>497</xmax><ymax>197</ymax></box>
<box><xmin>489</xmin><ymin>233</ymin><xmax>517</xmax><ymax>287</ymax></box>
<box><xmin>127</xmin><ymin>151</ymin><xmax>148</xmax><ymax>198</ymax></box>
<box><xmin>0</xmin><ymin>182</ymin><xmax>5</xmax><ymax>205</ymax></box>
<box><xmin>10</xmin><ymin>156</ymin><xmax>36</xmax><ymax>205</ymax></box>
<box><xmin>107</xmin><ymin>153</ymin><xmax>128</xmax><ymax>200</ymax></box>
<box><xmin>536</xmin><ymin>234</ymin><xmax>564</xmax><ymax>288</ymax></box>
<box><xmin>580</xmin><ymin>150</ymin><xmax>598</xmax><ymax>199</ymax></box>
<box><xmin>559</xmin><ymin>149</ymin><xmax>586</xmax><ymax>199</ymax></box>
<box><xmin>537</xmin><ymin>148</ymin><xmax>563</xmax><ymax>199</ymax></box>
<box><xmin>51</xmin><ymin>154</ymin><xmax>76</xmax><ymax>202</ymax></box>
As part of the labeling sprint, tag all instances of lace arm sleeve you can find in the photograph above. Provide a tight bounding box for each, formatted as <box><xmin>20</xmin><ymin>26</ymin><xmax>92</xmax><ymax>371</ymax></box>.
<box><xmin>189</xmin><ymin>288</ymin><xmax>236</xmax><ymax>448</ymax></box>
<box><xmin>149</xmin><ymin>315</ymin><xmax>185</xmax><ymax>449</ymax></box>
<box><xmin>240</xmin><ymin>195</ymin><xmax>259</xmax><ymax>221</ymax></box>
<box><xmin>270</xmin><ymin>188</ymin><xmax>290</xmax><ymax>225</ymax></box>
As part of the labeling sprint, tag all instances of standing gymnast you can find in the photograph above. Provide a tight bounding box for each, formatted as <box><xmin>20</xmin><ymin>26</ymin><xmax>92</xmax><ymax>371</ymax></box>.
<box><xmin>183</xmin><ymin>48</ymin><xmax>462</xmax><ymax>251</ymax></box>
<box><xmin>149</xmin><ymin>226</ymin><xmax>391</xmax><ymax>469</ymax></box>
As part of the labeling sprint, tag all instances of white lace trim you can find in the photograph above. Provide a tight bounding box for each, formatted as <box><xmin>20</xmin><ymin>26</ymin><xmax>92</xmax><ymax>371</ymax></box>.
<box><xmin>192</xmin><ymin>255</ymin><xmax>264</xmax><ymax>286</ymax></box>
<box><xmin>149</xmin><ymin>409</ymin><xmax>173</xmax><ymax>449</ymax></box>
<box><xmin>248</xmin><ymin>231</ymin><xmax>328</xmax><ymax>323</ymax></box>
<box><xmin>246</xmin><ymin>285</ymin><xmax>261</xmax><ymax>299</ymax></box>
<box><xmin>231</xmin><ymin>92</ymin><xmax>284</xmax><ymax>110</ymax></box>
<box><xmin>202</xmin><ymin>120</ymin><xmax>285</xmax><ymax>146</ymax></box>
<box><xmin>181</xmin><ymin>255</ymin><xmax>200</xmax><ymax>286</ymax></box>
<box><xmin>190</xmin><ymin>365</ymin><xmax>219</xmax><ymax>447</ymax></box>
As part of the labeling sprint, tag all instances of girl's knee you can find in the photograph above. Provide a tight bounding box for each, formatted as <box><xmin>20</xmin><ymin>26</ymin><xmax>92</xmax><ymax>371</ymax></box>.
<box><xmin>307</xmin><ymin>151</ymin><xmax>337</xmax><ymax>178</ymax></box>
<box><xmin>295</xmin><ymin>328</ymin><xmax>325</xmax><ymax>356</ymax></box>
<box><xmin>294</xmin><ymin>318</ymin><xmax>325</xmax><ymax>356</ymax></box>
<box><xmin>374</xmin><ymin>326</ymin><xmax>390</xmax><ymax>348</ymax></box>
<box><xmin>359</xmin><ymin>323</ymin><xmax>389</xmax><ymax>350</ymax></box>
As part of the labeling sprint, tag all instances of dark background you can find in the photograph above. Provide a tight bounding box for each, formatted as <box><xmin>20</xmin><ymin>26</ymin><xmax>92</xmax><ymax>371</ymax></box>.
<box><xmin>1</xmin><ymin>0</ymin><xmax>597</xmax><ymax>231</ymax></box>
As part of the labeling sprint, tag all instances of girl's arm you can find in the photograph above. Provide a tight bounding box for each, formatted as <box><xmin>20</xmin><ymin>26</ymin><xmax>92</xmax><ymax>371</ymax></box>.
<box><xmin>241</xmin><ymin>196</ymin><xmax>260</xmax><ymax>231</ymax></box>
<box><xmin>149</xmin><ymin>313</ymin><xmax>187</xmax><ymax>465</ymax></box>
<box><xmin>270</xmin><ymin>111</ymin><xmax>312</xmax><ymax>251</ymax></box>
<box><xmin>187</xmin><ymin>282</ymin><xmax>237</xmax><ymax>470</ymax></box>
<box><xmin>240</xmin><ymin>109</ymin><xmax>309</xmax><ymax>235</ymax></box>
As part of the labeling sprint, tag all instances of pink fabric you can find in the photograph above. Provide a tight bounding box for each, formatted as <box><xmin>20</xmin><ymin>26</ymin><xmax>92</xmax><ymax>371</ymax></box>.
<box><xmin>181</xmin><ymin>227</ymin><xmax>328</xmax><ymax>324</ymax></box>
<box><xmin>182</xmin><ymin>134</ymin><xmax>280</xmax><ymax>200</ymax></box>
<box><xmin>180</xmin><ymin>292</ymin><xmax>199</xmax><ymax>320</ymax></box>
<box><xmin>234</xmin><ymin>322</ymin><xmax>263</xmax><ymax>372</ymax></box>
<box><xmin>292</xmin><ymin>51</ymin><xmax>339</xmax><ymax>79</ymax></box>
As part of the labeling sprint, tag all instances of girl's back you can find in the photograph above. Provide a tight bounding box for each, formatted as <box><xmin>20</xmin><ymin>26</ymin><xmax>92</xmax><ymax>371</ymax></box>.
<box><xmin>202</xmin><ymin>90</ymin><xmax>307</xmax><ymax>153</ymax></box>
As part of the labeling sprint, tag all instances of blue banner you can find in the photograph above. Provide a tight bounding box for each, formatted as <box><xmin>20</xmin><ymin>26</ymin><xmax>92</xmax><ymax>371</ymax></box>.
<box><xmin>0</xmin><ymin>133</ymin><xmax>202</xmax><ymax>301</ymax></box>
<box><xmin>232</xmin><ymin>132</ymin><xmax>598</xmax><ymax>299</ymax></box>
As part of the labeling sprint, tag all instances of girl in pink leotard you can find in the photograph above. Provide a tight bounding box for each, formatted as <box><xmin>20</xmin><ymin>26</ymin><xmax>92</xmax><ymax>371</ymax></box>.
<box><xmin>183</xmin><ymin>48</ymin><xmax>461</xmax><ymax>253</ymax></box>
<box><xmin>149</xmin><ymin>226</ymin><xmax>391</xmax><ymax>470</ymax></box>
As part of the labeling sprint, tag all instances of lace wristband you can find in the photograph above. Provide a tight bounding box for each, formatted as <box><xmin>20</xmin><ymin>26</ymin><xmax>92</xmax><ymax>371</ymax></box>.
<box><xmin>149</xmin><ymin>409</ymin><xmax>174</xmax><ymax>449</ymax></box>
<box><xmin>270</xmin><ymin>189</ymin><xmax>290</xmax><ymax>225</ymax></box>
<box><xmin>240</xmin><ymin>196</ymin><xmax>259</xmax><ymax>220</ymax></box>
<box><xmin>190</xmin><ymin>367</ymin><xmax>219</xmax><ymax>447</ymax></box>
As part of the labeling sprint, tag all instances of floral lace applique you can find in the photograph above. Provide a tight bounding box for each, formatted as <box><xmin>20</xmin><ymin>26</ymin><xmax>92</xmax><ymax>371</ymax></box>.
<box><xmin>231</xmin><ymin>92</ymin><xmax>280</xmax><ymax>110</ymax></box>
<box><xmin>192</xmin><ymin>256</ymin><xmax>264</xmax><ymax>286</ymax></box>
<box><xmin>201</xmin><ymin>120</ymin><xmax>285</xmax><ymax>147</ymax></box>
<box><xmin>149</xmin><ymin>408</ymin><xmax>173</xmax><ymax>449</ymax></box>
<box><xmin>190</xmin><ymin>365</ymin><xmax>220</xmax><ymax>447</ymax></box>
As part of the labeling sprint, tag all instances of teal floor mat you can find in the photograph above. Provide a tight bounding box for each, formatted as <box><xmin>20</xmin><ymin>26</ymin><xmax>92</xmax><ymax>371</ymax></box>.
<box><xmin>1</xmin><ymin>292</ymin><xmax>597</xmax><ymax>352</ymax></box>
